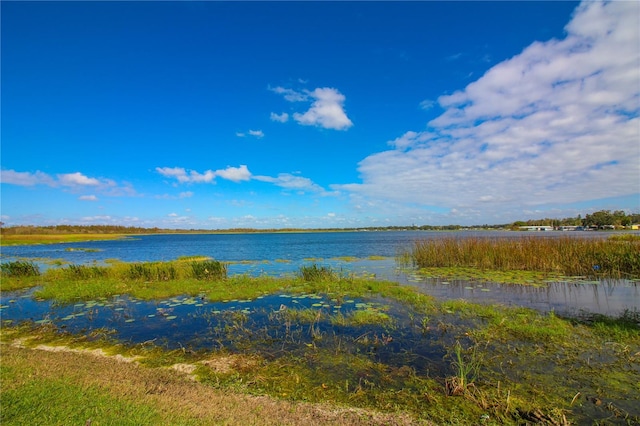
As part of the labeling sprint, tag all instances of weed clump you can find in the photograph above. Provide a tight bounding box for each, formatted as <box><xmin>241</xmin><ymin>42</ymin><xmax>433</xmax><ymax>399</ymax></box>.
<box><xmin>298</xmin><ymin>264</ymin><xmax>338</xmax><ymax>282</ymax></box>
<box><xmin>1</xmin><ymin>261</ymin><xmax>40</xmax><ymax>277</ymax></box>
<box><xmin>190</xmin><ymin>260</ymin><xmax>227</xmax><ymax>280</ymax></box>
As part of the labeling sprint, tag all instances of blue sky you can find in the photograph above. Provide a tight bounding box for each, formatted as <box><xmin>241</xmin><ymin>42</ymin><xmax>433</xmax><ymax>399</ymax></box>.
<box><xmin>2</xmin><ymin>1</ymin><xmax>639</xmax><ymax>229</ymax></box>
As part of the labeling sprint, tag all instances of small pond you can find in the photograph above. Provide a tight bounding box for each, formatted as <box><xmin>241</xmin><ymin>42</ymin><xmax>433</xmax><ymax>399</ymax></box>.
<box><xmin>1</xmin><ymin>288</ymin><xmax>467</xmax><ymax>377</ymax></box>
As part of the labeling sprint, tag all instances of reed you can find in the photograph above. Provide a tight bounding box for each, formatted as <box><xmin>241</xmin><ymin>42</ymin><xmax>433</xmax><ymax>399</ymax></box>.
<box><xmin>408</xmin><ymin>236</ymin><xmax>640</xmax><ymax>278</ymax></box>
<box><xmin>0</xmin><ymin>261</ymin><xmax>40</xmax><ymax>277</ymax></box>
<box><xmin>298</xmin><ymin>264</ymin><xmax>339</xmax><ymax>282</ymax></box>
<box><xmin>190</xmin><ymin>260</ymin><xmax>228</xmax><ymax>280</ymax></box>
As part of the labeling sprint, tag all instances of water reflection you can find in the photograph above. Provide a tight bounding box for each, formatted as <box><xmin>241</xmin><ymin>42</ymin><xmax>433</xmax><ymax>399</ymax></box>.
<box><xmin>396</xmin><ymin>273</ymin><xmax>639</xmax><ymax>317</ymax></box>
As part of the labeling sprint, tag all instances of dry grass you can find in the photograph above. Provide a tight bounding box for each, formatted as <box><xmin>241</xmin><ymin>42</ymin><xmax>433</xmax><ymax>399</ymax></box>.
<box><xmin>1</xmin><ymin>343</ymin><xmax>424</xmax><ymax>425</ymax></box>
<box><xmin>408</xmin><ymin>236</ymin><xmax>640</xmax><ymax>278</ymax></box>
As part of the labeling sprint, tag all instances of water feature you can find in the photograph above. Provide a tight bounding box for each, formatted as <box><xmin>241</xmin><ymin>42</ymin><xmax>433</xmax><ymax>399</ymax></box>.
<box><xmin>1</xmin><ymin>231</ymin><xmax>637</xmax><ymax>317</ymax></box>
<box><xmin>2</xmin><ymin>231</ymin><xmax>638</xmax><ymax>423</ymax></box>
<box><xmin>0</xmin><ymin>287</ymin><xmax>457</xmax><ymax>376</ymax></box>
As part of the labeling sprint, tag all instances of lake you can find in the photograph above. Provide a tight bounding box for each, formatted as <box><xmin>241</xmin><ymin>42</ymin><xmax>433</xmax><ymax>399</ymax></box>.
<box><xmin>1</xmin><ymin>230</ymin><xmax>638</xmax><ymax>317</ymax></box>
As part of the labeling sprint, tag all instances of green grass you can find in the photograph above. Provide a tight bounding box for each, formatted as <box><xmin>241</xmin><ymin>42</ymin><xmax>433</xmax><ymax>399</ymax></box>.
<box><xmin>0</xmin><ymin>376</ymin><xmax>163</xmax><ymax>425</ymax></box>
<box><xmin>406</xmin><ymin>236</ymin><xmax>640</xmax><ymax>279</ymax></box>
<box><xmin>0</xmin><ymin>261</ymin><xmax>40</xmax><ymax>277</ymax></box>
<box><xmin>0</xmin><ymin>233</ymin><xmax>127</xmax><ymax>246</ymax></box>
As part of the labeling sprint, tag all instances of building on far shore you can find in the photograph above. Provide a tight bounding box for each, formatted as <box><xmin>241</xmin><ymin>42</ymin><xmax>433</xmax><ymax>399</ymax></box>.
<box><xmin>519</xmin><ymin>226</ymin><xmax>554</xmax><ymax>231</ymax></box>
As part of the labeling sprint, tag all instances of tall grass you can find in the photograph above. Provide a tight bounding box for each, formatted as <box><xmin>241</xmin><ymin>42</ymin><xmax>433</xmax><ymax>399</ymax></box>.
<box><xmin>407</xmin><ymin>236</ymin><xmax>640</xmax><ymax>278</ymax></box>
<box><xmin>298</xmin><ymin>264</ymin><xmax>340</xmax><ymax>282</ymax></box>
<box><xmin>48</xmin><ymin>259</ymin><xmax>228</xmax><ymax>283</ymax></box>
<box><xmin>0</xmin><ymin>261</ymin><xmax>40</xmax><ymax>277</ymax></box>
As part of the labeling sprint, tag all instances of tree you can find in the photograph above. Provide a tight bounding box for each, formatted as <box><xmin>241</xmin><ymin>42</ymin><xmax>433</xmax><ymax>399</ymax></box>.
<box><xmin>584</xmin><ymin>210</ymin><xmax>614</xmax><ymax>228</ymax></box>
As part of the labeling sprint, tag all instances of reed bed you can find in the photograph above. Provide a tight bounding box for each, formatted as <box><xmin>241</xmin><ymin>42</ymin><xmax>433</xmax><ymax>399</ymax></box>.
<box><xmin>408</xmin><ymin>236</ymin><xmax>640</xmax><ymax>278</ymax></box>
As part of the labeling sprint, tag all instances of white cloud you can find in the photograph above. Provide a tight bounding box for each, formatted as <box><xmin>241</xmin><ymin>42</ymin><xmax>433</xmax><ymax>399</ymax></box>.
<box><xmin>1</xmin><ymin>169</ymin><xmax>135</xmax><ymax>196</ymax></box>
<box><xmin>269</xmin><ymin>86</ymin><xmax>308</xmax><ymax>102</ymax></box>
<box><xmin>270</xmin><ymin>112</ymin><xmax>289</xmax><ymax>123</ymax></box>
<box><xmin>57</xmin><ymin>172</ymin><xmax>100</xmax><ymax>186</ymax></box>
<box><xmin>419</xmin><ymin>99</ymin><xmax>435</xmax><ymax>110</ymax></box>
<box><xmin>271</xmin><ymin>86</ymin><xmax>353</xmax><ymax>131</ymax></box>
<box><xmin>254</xmin><ymin>173</ymin><xmax>327</xmax><ymax>193</ymax></box>
<box><xmin>78</xmin><ymin>195</ymin><xmax>98</xmax><ymax>201</ymax></box>
<box><xmin>215</xmin><ymin>165</ymin><xmax>252</xmax><ymax>182</ymax></box>
<box><xmin>293</xmin><ymin>87</ymin><xmax>353</xmax><ymax>130</ymax></box>
<box><xmin>156</xmin><ymin>166</ymin><xmax>216</xmax><ymax>183</ymax></box>
<box><xmin>337</xmin><ymin>0</ymin><xmax>640</xmax><ymax>220</ymax></box>
<box><xmin>1</xmin><ymin>170</ymin><xmax>55</xmax><ymax>186</ymax></box>
<box><xmin>237</xmin><ymin>130</ymin><xmax>265</xmax><ymax>138</ymax></box>
<box><xmin>156</xmin><ymin>165</ymin><xmax>252</xmax><ymax>184</ymax></box>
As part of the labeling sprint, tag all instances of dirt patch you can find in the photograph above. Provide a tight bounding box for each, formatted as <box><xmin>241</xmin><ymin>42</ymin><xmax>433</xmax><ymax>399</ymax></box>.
<box><xmin>200</xmin><ymin>353</ymin><xmax>262</xmax><ymax>374</ymax></box>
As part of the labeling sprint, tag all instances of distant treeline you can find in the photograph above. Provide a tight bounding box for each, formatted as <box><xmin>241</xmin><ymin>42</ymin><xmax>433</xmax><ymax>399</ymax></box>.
<box><xmin>0</xmin><ymin>210</ymin><xmax>638</xmax><ymax>235</ymax></box>
<box><xmin>510</xmin><ymin>210</ymin><xmax>640</xmax><ymax>229</ymax></box>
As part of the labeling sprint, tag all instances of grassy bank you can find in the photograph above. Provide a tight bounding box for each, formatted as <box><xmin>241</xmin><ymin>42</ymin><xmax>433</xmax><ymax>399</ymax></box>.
<box><xmin>0</xmin><ymin>233</ymin><xmax>128</xmax><ymax>246</ymax></box>
<box><xmin>2</xmin><ymin>302</ymin><xmax>638</xmax><ymax>425</ymax></box>
<box><xmin>405</xmin><ymin>235</ymin><xmax>640</xmax><ymax>279</ymax></box>
<box><xmin>0</xmin><ymin>260</ymin><xmax>433</xmax><ymax>310</ymax></box>
<box><xmin>1</xmin><ymin>342</ymin><xmax>415</xmax><ymax>426</ymax></box>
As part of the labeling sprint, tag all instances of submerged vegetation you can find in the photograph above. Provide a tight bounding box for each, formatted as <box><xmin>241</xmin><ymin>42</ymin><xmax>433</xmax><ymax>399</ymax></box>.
<box><xmin>406</xmin><ymin>236</ymin><xmax>640</xmax><ymax>279</ymax></box>
<box><xmin>1</xmin><ymin>260</ymin><xmax>639</xmax><ymax>424</ymax></box>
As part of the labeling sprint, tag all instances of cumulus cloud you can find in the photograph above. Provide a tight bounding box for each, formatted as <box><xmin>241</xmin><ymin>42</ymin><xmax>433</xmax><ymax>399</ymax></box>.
<box><xmin>78</xmin><ymin>195</ymin><xmax>98</xmax><ymax>201</ymax></box>
<box><xmin>1</xmin><ymin>169</ymin><xmax>135</xmax><ymax>196</ymax></box>
<box><xmin>215</xmin><ymin>165</ymin><xmax>252</xmax><ymax>182</ymax></box>
<box><xmin>58</xmin><ymin>172</ymin><xmax>100</xmax><ymax>186</ymax></box>
<box><xmin>156</xmin><ymin>165</ymin><xmax>251</xmax><ymax>184</ymax></box>
<box><xmin>1</xmin><ymin>170</ymin><xmax>55</xmax><ymax>186</ymax></box>
<box><xmin>337</xmin><ymin>0</ymin><xmax>639</xmax><ymax>219</ymax></box>
<box><xmin>271</xmin><ymin>86</ymin><xmax>353</xmax><ymax>130</ymax></box>
<box><xmin>270</xmin><ymin>112</ymin><xmax>289</xmax><ymax>123</ymax></box>
<box><xmin>254</xmin><ymin>173</ymin><xmax>328</xmax><ymax>194</ymax></box>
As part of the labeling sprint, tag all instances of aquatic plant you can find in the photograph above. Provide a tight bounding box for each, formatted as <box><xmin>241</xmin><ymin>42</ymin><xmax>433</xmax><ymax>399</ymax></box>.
<box><xmin>407</xmin><ymin>236</ymin><xmax>640</xmax><ymax>278</ymax></box>
<box><xmin>64</xmin><ymin>264</ymin><xmax>108</xmax><ymax>279</ymax></box>
<box><xmin>298</xmin><ymin>264</ymin><xmax>338</xmax><ymax>282</ymax></box>
<box><xmin>190</xmin><ymin>260</ymin><xmax>227</xmax><ymax>280</ymax></box>
<box><xmin>0</xmin><ymin>261</ymin><xmax>40</xmax><ymax>277</ymax></box>
<box><xmin>445</xmin><ymin>341</ymin><xmax>481</xmax><ymax>396</ymax></box>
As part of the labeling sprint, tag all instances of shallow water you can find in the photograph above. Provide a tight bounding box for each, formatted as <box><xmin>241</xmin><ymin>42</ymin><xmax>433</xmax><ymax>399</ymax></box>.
<box><xmin>398</xmin><ymin>274</ymin><xmax>640</xmax><ymax>318</ymax></box>
<box><xmin>1</xmin><ymin>231</ymin><xmax>638</xmax><ymax>317</ymax></box>
<box><xmin>0</xmin><ymin>288</ymin><xmax>458</xmax><ymax>375</ymax></box>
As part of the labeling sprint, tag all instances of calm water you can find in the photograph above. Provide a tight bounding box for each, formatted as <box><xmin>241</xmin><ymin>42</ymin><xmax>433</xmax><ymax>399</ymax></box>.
<box><xmin>1</xmin><ymin>230</ymin><xmax>638</xmax><ymax>317</ymax></box>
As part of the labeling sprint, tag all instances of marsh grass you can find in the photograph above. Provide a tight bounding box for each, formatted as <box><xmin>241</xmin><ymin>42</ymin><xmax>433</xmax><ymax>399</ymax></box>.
<box><xmin>408</xmin><ymin>236</ymin><xmax>640</xmax><ymax>278</ymax></box>
<box><xmin>2</xmin><ymin>291</ymin><xmax>639</xmax><ymax>425</ymax></box>
<box><xmin>445</xmin><ymin>341</ymin><xmax>481</xmax><ymax>396</ymax></box>
<box><xmin>190</xmin><ymin>259</ymin><xmax>228</xmax><ymax>280</ymax></box>
<box><xmin>0</xmin><ymin>261</ymin><xmax>40</xmax><ymax>277</ymax></box>
<box><xmin>298</xmin><ymin>264</ymin><xmax>342</xmax><ymax>282</ymax></box>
